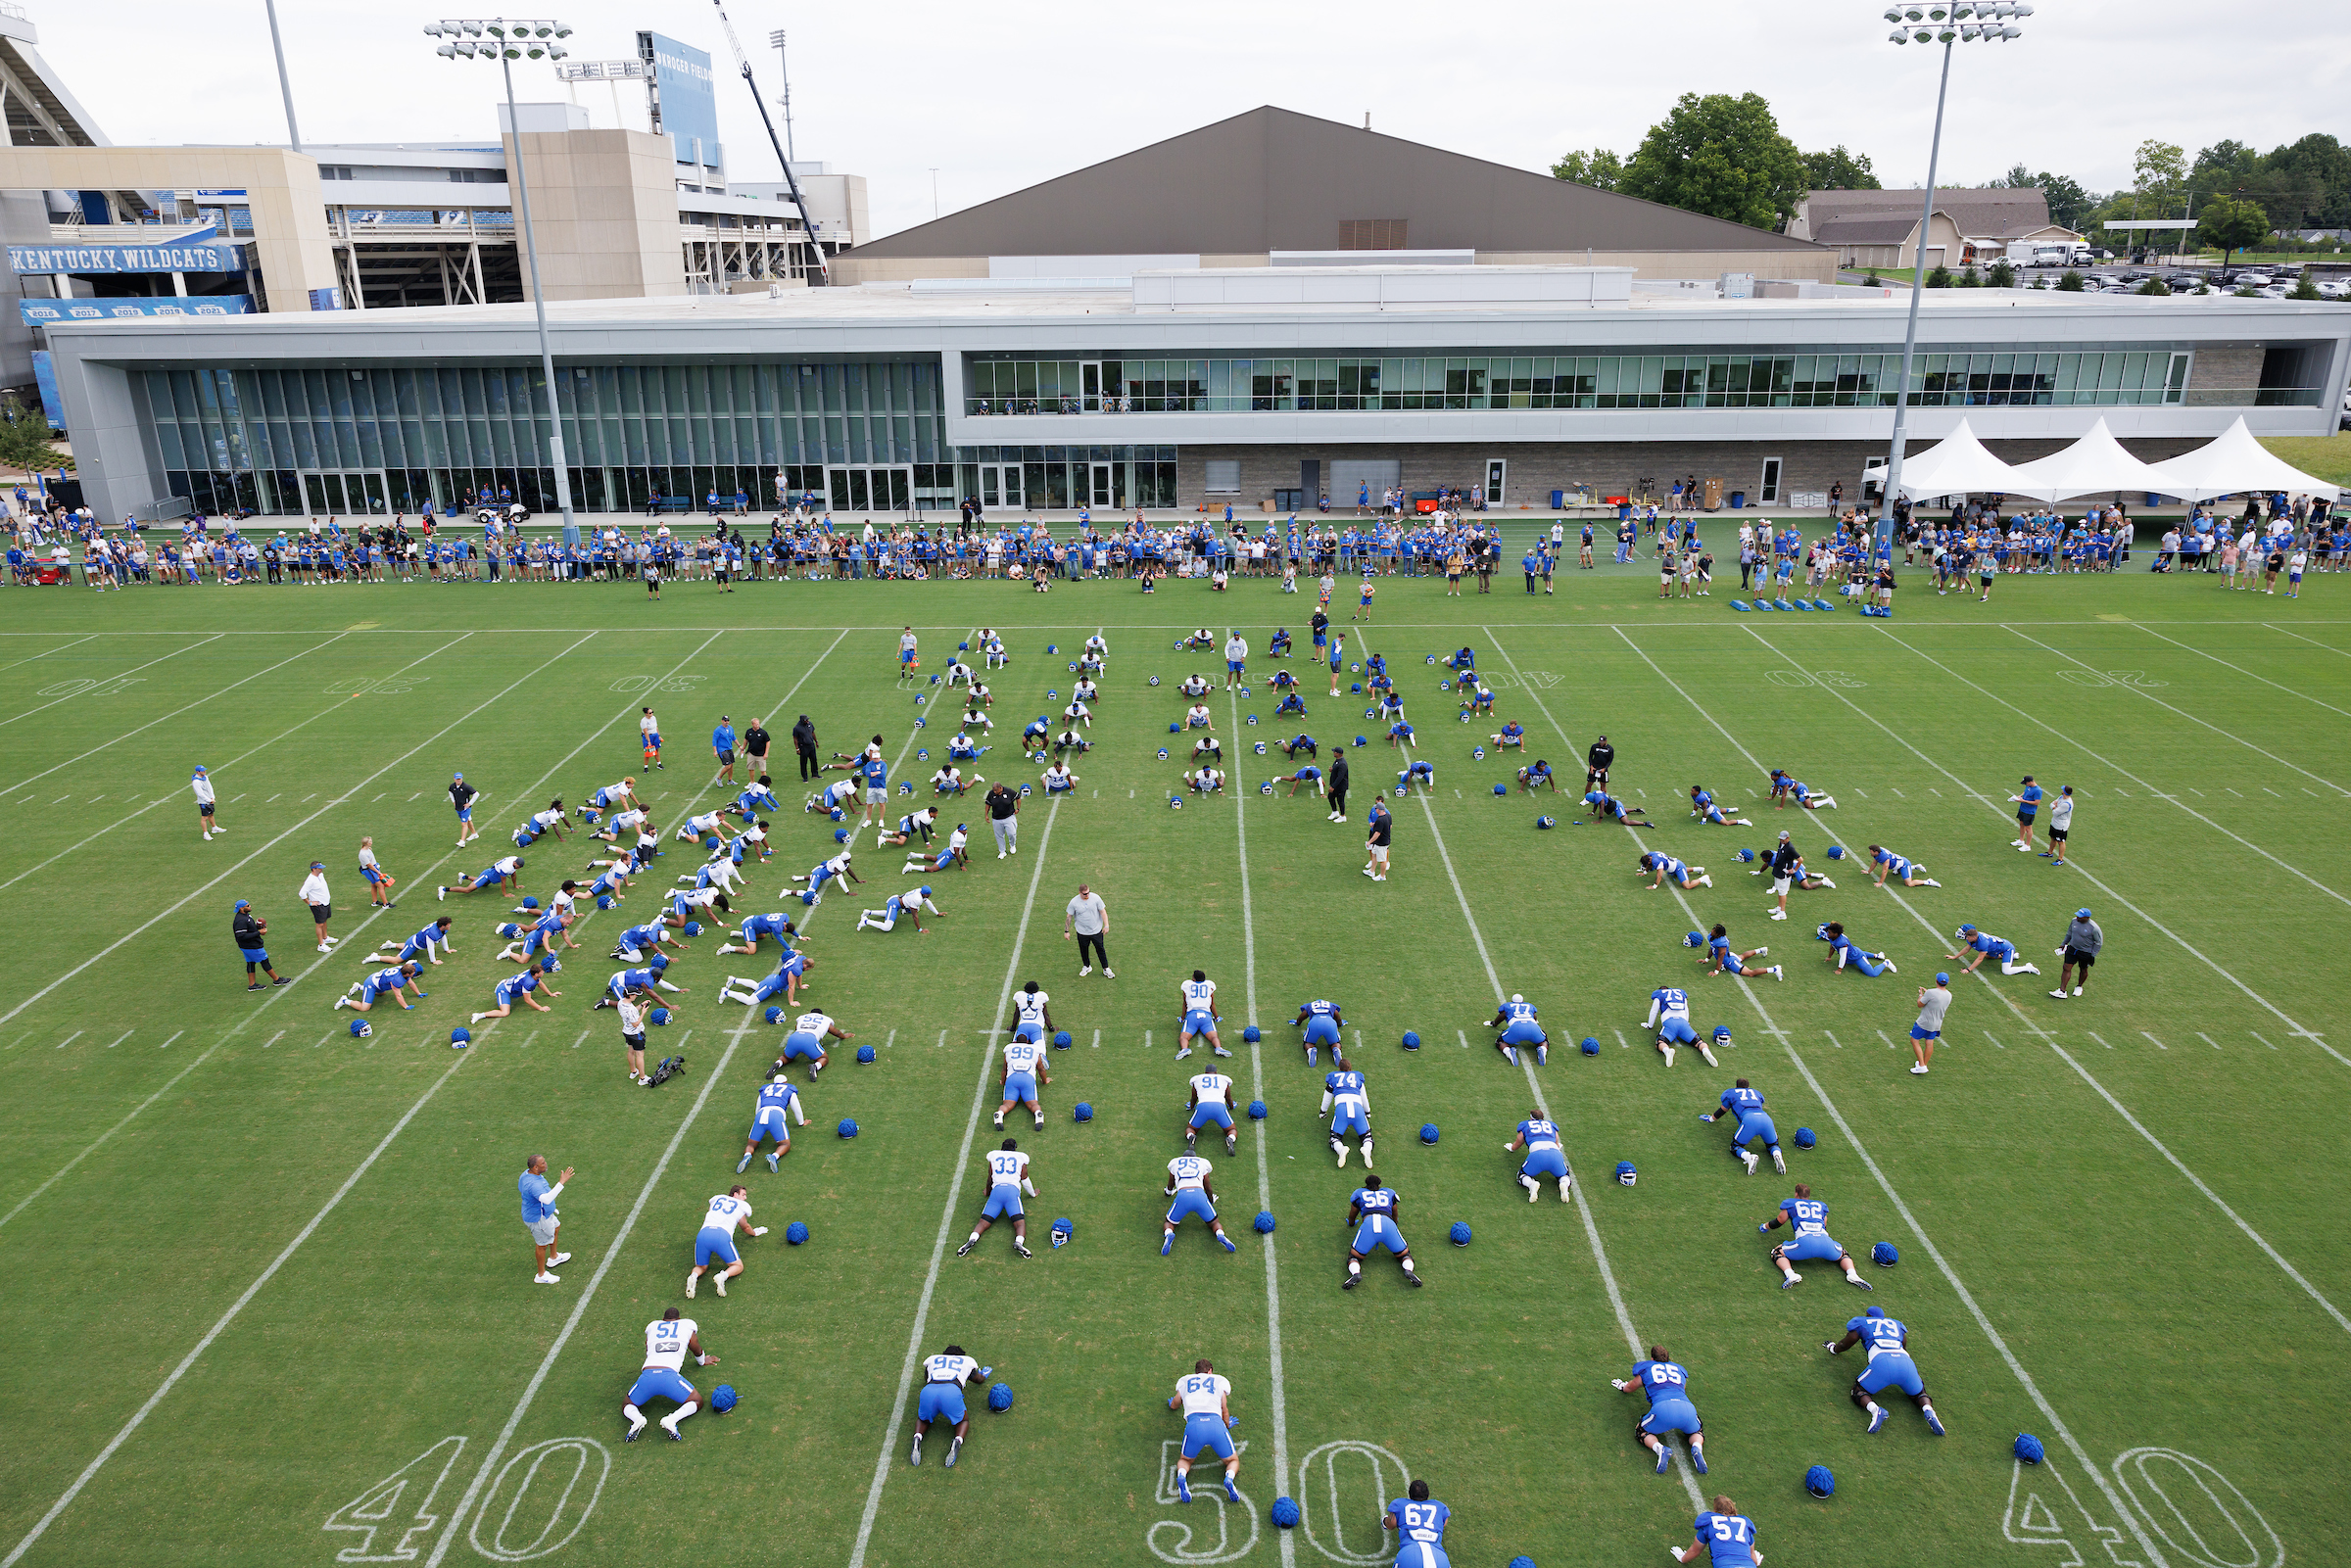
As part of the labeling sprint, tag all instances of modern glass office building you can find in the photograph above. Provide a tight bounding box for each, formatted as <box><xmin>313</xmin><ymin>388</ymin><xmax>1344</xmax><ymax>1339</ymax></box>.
<box><xmin>45</xmin><ymin>266</ymin><xmax>2351</xmax><ymax>527</ymax></box>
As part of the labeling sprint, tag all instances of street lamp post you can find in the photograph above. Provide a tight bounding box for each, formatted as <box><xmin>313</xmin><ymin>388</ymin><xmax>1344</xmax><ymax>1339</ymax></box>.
<box><xmin>425</xmin><ymin>17</ymin><xmax>582</xmax><ymax>547</ymax></box>
<box><xmin>1876</xmin><ymin>3</ymin><xmax>2029</xmax><ymax>551</ymax></box>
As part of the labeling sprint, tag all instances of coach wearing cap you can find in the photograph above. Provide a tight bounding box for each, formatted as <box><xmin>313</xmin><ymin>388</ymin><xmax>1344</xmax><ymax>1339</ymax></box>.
<box><xmin>520</xmin><ymin>1154</ymin><xmax>573</xmax><ymax>1285</ymax></box>
<box><xmin>300</xmin><ymin>861</ymin><xmax>338</xmax><ymax>954</ymax></box>
<box><xmin>1764</xmin><ymin>832</ymin><xmax>1799</xmax><ymax>922</ymax></box>
<box><xmin>2053</xmin><ymin>909</ymin><xmax>2101</xmax><ymax>1000</ymax></box>
<box><xmin>1587</xmin><ymin>735</ymin><xmax>1614</xmax><ymax>789</ymax></box>
<box><xmin>233</xmin><ymin>899</ymin><xmax>290</xmax><ymax>990</ymax></box>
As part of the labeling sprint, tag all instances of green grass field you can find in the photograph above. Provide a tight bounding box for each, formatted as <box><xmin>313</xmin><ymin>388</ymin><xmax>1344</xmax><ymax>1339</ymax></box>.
<box><xmin>0</xmin><ymin>554</ymin><xmax>2341</xmax><ymax>1568</ymax></box>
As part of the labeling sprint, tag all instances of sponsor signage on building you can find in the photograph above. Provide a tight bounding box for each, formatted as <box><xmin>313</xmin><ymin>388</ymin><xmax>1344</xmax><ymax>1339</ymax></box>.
<box><xmin>21</xmin><ymin>295</ymin><xmax>253</xmax><ymax>325</ymax></box>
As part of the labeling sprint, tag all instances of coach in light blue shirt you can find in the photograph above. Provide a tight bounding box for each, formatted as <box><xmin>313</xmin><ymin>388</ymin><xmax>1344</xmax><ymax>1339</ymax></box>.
<box><xmin>519</xmin><ymin>1155</ymin><xmax>573</xmax><ymax>1285</ymax></box>
<box><xmin>712</xmin><ymin>716</ymin><xmax>738</xmax><ymax>786</ymax></box>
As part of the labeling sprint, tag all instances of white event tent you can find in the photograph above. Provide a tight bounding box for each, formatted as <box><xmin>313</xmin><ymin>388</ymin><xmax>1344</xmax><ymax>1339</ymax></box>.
<box><xmin>1877</xmin><ymin>415</ymin><xmax>2343</xmax><ymax>504</ymax></box>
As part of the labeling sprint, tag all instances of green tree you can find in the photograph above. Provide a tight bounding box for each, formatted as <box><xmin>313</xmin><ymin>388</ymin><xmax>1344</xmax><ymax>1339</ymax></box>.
<box><xmin>2197</xmin><ymin>194</ymin><xmax>2271</xmax><ymax>261</ymax></box>
<box><xmin>1617</xmin><ymin>92</ymin><xmax>1808</xmax><ymax>229</ymax></box>
<box><xmin>1550</xmin><ymin>148</ymin><xmax>1625</xmax><ymax>191</ymax></box>
<box><xmin>0</xmin><ymin>404</ymin><xmax>69</xmax><ymax>475</ymax></box>
<box><xmin>2135</xmin><ymin>277</ymin><xmax>2171</xmax><ymax>296</ymax></box>
<box><xmin>2134</xmin><ymin>138</ymin><xmax>2188</xmax><ymax>214</ymax></box>
<box><xmin>2291</xmin><ymin>269</ymin><xmax>2321</xmax><ymax>300</ymax></box>
<box><xmin>2055</xmin><ymin>269</ymin><xmax>2087</xmax><ymax>292</ymax></box>
<box><xmin>1800</xmin><ymin>145</ymin><xmax>1879</xmax><ymax>191</ymax></box>
<box><xmin>1987</xmin><ymin>259</ymin><xmax>2017</xmax><ymax>288</ymax></box>
<box><xmin>2035</xmin><ymin>173</ymin><xmax>2098</xmax><ymax>230</ymax></box>
<box><xmin>1925</xmin><ymin>264</ymin><xmax>1954</xmax><ymax>288</ymax></box>
<box><xmin>1957</xmin><ymin>264</ymin><xmax>1983</xmax><ymax>288</ymax></box>
<box><xmin>1992</xmin><ymin>162</ymin><xmax>2036</xmax><ymax>189</ymax></box>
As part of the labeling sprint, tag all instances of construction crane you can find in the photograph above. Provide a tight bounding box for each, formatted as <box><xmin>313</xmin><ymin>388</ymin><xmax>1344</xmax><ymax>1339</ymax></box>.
<box><xmin>708</xmin><ymin>0</ymin><xmax>829</xmax><ymax>284</ymax></box>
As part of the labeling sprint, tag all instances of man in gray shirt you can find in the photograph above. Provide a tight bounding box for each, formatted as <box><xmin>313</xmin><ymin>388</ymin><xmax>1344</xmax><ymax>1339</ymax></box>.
<box><xmin>2053</xmin><ymin>908</ymin><xmax>2101</xmax><ymax>999</ymax></box>
<box><xmin>1065</xmin><ymin>882</ymin><xmax>1111</xmax><ymax>978</ymax></box>
<box><xmin>1910</xmin><ymin>973</ymin><xmax>1954</xmax><ymax>1076</ymax></box>
<box><xmin>2044</xmin><ymin>784</ymin><xmax>2074</xmax><ymax>867</ymax></box>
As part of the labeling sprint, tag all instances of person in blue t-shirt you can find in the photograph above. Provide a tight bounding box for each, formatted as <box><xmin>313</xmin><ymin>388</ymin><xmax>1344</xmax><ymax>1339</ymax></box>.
<box><xmin>1825</xmin><ymin>1305</ymin><xmax>1946</xmax><ymax>1436</ymax></box>
<box><xmin>1700</xmin><ymin>1078</ymin><xmax>1783</xmax><ymax>1174</ymax></box>
<box><xmin>2008</xmin><ymin>775</ymin><xmax>2044</xmax><ymax>853</ymax></box>
<box><xmin>1612</xmin><ymin>1345</ymin><xmax>1706</xmax><ymax>1475</ymax></box>
<box><xmin>1383</xmin><ymin>1479</ymin><xmax>1453</xmax><ymax>1568</ymax></box>
<box><xmin>1293</xmin><ymin>997</ymin><xmax>1349</xmax><ymax>1068</ymax></box>
<box><xmin>1674</xmin><ymin>1499</ymin><xmax>1761</xmax><ymax>1566</ymax></box>
<box><xmin>1818</xmin><ymin>921</ymin><xmax>1895</xmax><ymax>978</ymax></box>
<box><xmin>1488</xmin><ymin>993</ymin><xmax>1547</xmax><ymax>1066</ymax></box>
<box><xmin>711</xmin><ymin>716</ymin><xmax>738</xmax><ymax>785</ymax></box>
<box><xmin>1505</xmin><ymin>1110</ymin><xmax>1570</xmax><ymax>1202</ymax></box>
<box><xmin>1946</xmin><ymin>923</ymin><xmax>2039</xmax><ymax>977</ymax></box>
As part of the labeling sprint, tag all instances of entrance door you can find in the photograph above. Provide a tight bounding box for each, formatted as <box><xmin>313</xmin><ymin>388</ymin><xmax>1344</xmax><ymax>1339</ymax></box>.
<box><xmin>1484</xmin><ymin>458</ymin><xmax>1507</xmax><ymax>507</ymax></box>
<box><xmin>828</xmin><ymin>466</ymin><xmax>914</xmax><ymax>514</ymax></box>
<box><xmin>981</xmin><ymin>463</ymin><xmax>1023</xmax><ymax>511</ymax></box>
<box><xmin>1089</xmin><ymin>463</ymin><xmax>1115</xmax><ymax>508</ymax></box>
<box><xmin>1080</xmin><ymin>361</ymin><xmax>1103</xmax><ymax>412</ymax></box>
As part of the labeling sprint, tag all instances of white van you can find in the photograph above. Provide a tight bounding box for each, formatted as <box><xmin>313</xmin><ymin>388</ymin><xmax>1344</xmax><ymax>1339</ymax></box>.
<box><xmin>2030</xmin><ymin>243</ymin><xmax>2086</xmax><ymax>267</ymax></box>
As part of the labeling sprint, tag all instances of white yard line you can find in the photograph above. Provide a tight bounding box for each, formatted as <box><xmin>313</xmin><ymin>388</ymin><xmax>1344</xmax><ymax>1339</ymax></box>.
<box><xmin>1647</xmin><ymin>626</ymin><xmax>2351</xmax><ymax>1337</ymax></box>
<box><xmin>0</xmin><ymin>632</ymin><xmax>352</xmax><ymax>801</ymax></box>
<box><xmin>419</xmin><ymin>1021</ymin><xmax>749</xmax><ymax>1568</ymax></box>
<box><xmin>0</xmin><ymin>633</ymin><xmax>224</xmax><ymax>731</ymax></box>
<box><xmin>1779</xmin><ymin>625</ymin><xmax>2348</xmax><ymax>1049</ymax></box>
<box><xmin>2003</xmin><ymin>625</ymin><xmax>2349</xmax><ymax>795</ymax></box>
<box><xmin>0</xmin><ymin>633</ymin><xmax>606</xmax><ymax>1033</ymax></box>
<box><xmin>0</xmin><ymin>634</ymin><xmax>469</xmax><ymax>899</ymax></box>
<box><xmin>1486</xmin><ymin>625</ymin><xmax>2181</xmax><ymax>1568</ymax></box>
<box><xmin>2129</xmin><ymin>622</ymin><xmax>2351</xmax><ymax>721</ymax></box>
<box><xmin>0</xmin><ymin>633</ymin><xmax>97</xmax><ymax>675</ymax></box>
<box><xmin>846</xmin><ymin>796</ymin><xmax>1064</xmax><ymax>1568</ymax></box>
<box><xmin>1225</xmin><ymin>664</ymin><xmax>1297</xmax><ymax>1568</ymax></box>
<box><xmin>2</xmin><ymin>1051</ymin><xmax>470</xmax><ymax>1568</ymax></box>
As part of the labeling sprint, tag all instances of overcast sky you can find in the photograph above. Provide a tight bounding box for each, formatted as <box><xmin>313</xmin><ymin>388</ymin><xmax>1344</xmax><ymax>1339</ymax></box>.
<box><xmin>36</xmin><ymin>0</ymin><xmax>2351</xmax><ymax>238</ymax></box>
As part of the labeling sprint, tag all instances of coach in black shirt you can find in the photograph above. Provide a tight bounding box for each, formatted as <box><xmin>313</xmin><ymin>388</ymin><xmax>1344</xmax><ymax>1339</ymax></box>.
<box><xmin>1326</xmin><ymin>747</ymin><xmax>1350</xmax><ymax>823</ymax></box>
<box><xmin>792</xmin><ymin>715</ymin><xmax>819</xmax><ymax>781</ymax></box>
<box><xmin>984</xmin><ymin>782</ymin><xmax>1021</xmax><ymax>858</ymax></box>
<box><xmin>1586</xmin><ymin>736</ymin><xmax>1614</xmax><ymax>789</ymax></box>
<box><xmin>743</xmin><ymin>718</ymin><xmax>773</xmax><ymax>779</ymax></box>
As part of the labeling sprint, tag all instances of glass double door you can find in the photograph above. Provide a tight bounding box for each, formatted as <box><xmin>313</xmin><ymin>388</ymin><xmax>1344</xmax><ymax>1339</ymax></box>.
<box><xmin>301</xmin><ymin>470</ymin><xmax>391</xmax><ymax>516</ymax></box>
<box><xmin>977</xmin><ymin>463</ymin><xmax>1024</xmax><ymax>510</ymax></box>
<box><xmin>829</xmin><ymin>465</ymin><xmax>912</xmax><ymax>513</ymax></box>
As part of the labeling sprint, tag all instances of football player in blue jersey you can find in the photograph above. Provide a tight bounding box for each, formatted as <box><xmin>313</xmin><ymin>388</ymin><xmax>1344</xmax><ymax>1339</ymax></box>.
<box><xmin>1701</xmin><ymin>1078</ymin><xmax>1784</xmax><ymax>1174</ymax></box>
<box><xmin>1824</xmin><ymin>1305</ymin><xmax>1946</xmax><ymax>1436</ymax></box>
<box><xmin>362</xmin><ymin>915</ymin><xmax>456</xmax><ymax>967</ymax></box>
<box><xmin>1611</xmin><ymin>1345</ymin><xmax>1707</xmax><ymax>1475</ymax></box>
<box><xmin>1583</xmin><ymin>788</ymin><xmax>1652</xmax><ymax>826</ymax></box>
<box><xmin>468</xmin><ymin>964</ymin><xmax>557</xmax><ymax>1025</ymax></box>
<box><xmin>1488</xmin><ymin>993</ymin><xmax>1547</xmax><ymax>1066</ymax></box>
<box><xmin>1505</xmin><ymin>1109</ymin><xmax>1571</xmax><ymax>1201</ymax></box>
<box><xmin>1383</xmin><ymin>1479</ymin><xmax>1453</xmax><ymax>1568</ymax></box>
<box><xmin>1641</xmin><ymin>851</ymin><xmax>1712</xmax><ymax>890</ymax></box>
<box><xmin>1817</xmin><ymin>922</ymin><xmax>1895</xmax><ymax>977</ymax></box>
<box><xmin>737</xmin><ymin>1070</ymin><xmax>808</xmax><ymax>1172</ymax></box>
<box><xmin>1703</xmin><ymin>925</ymin><xmax>1782</xmax><ymax>982</ymax></box>
<box><xmin>1673</xmin><ymin>1497</ymin><xmax>1762</xmax><ymax>1566</ymax></box>
<box><xmin>1689</xmin><ymin>785</ymin><xmax>1753</xmax><ymax>828</ymax></box>
<box><xmin>1759</xmin><ymin>1183</ymin><xmax>1870</xmax><ymax>1290</ymax></box>
<box><xmin>1515</xmin><ymin>758</ymin><xmax>1558</xmax><ymax>792</ymax></box>
<box><xmin>1646</xmin><ymin>984</ymin><xmax>1714</xmax><ymax>1067</ymax></box>
<box><xmin>1946</xmin><ymin>923</ymin><xmax>2040</xmax><ymax>977</ymax></box>
<box><xmin>714</xmin><ymin>910</ymin><xmax>797</xmax><ymax>959</ymax></box>
<box><xmin>1342</xmin><ymin>1172</ymin><xmax>1422</xmax><ymax>1290</ymax></box>
<box><xmin>1293</xmin><ymin>997</ymin><xmax>1350</xmax><ymax>1068</ymax></box>
<box><xmin>334</xmin><ymin>960</ymin><xmax>427</xmax><ymax>1015</ymax></box>
<box><xmin>1321</xmin><ymin>1066</ymin><xmax>1371</xmax><ymax>1167</ymax></box>
<box><xmin>1866</xmin><ymin>843</ymin><xmax>1941</xmax><ymax>888</ymax></box>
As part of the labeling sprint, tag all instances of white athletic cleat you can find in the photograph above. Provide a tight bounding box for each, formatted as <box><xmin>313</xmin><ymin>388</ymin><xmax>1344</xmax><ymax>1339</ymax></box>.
<box><xmin>332</xmin><ymin>996</ymin><xmax>348</xmax><ymax>1010</ymax></box>
<box><xmin>1659</xmin><ymin>1044</ymin><xmax>1675</xmax><ymax>1069</ymax></box>
<box><xmin>1909</xmin><ymin>1063</ymin><xmax>1930</xmax><ymax>1074</ymax></box>
<box><xmin>1781</xmin><ymin>1272</ymin><xmax>1802</xmax><ymax>1289</ymax></box>
<box><xmin>2022</xmin><ymin>964</ymin><xmax>2041</xmax><ymax>974</ymax></box>
<box><xmin>1818</xmin><ymin>878</ymin><xmax>1836</xmax><ymax>889</ymax></box>
<box><xmin>1772</xmin><ymin>1148</ymin><xmax>1786</xmax><ymax>1174</ymax></box>
<box><xmin>1771</xmin><ymin>967</ymin><xmax>1784</xmax><ymax>980</ymax></box>
<box><xmin>1885</xmin><ymin>961</ymin><xmax>1897</xmax><ymax>974</ymax></box>
<box><xmin>2072</xmin><ymin>986</ymin><xmax>2084</xmax><ymax>997</ymax></box>
<box><xmin>1767</xmin><ymin>909</ymin><xmax>1787</xmax><ymax>921</ymax></box>
<box><xmin>534</xmin><ymin>1271</ymin><xmax>559</xmax><ymax>1284</ymax></box>
<box><xmin>1752</xmin><ymin>946</ymin><xmax>1768</xmax><ymax>957</ymax></box>
<box><xmin>712</xmin><ymin>1272</ymin><xmax>727</xmax><ymax>1297</ymax></box>
<box><xmin>1741</xmin><ymin>1149</ymin><xmax>1759</xmax><ymax>1173</ymax></box>
<box><xmin>685</xmin><ymin>1271</ymin><xmax>697</xmax><ymax>1298</ymax></box>
<box><xmin>1698</xmin><ymin>1044</ymin><xmax>1719</xmax><ymax>1068</ymax></box>
<box><xmin>2049</xmin><ymin>988</ymin><xmax>2067</xmax><ymax>999</ymax></box>
<box><xmin>1079</xmin><ymin>966</ymin><xmax>1090</xmax><ymax>976</ymax></box>
<box><xmin>1923</xmin><ymin>878</ymin><xmax>1942</xmax><ymax>887</ymax></box>
<box><xmin>1697</xmin><ymin>875</ymin><xmax>1712</xmax><ymax>886</ymax></box>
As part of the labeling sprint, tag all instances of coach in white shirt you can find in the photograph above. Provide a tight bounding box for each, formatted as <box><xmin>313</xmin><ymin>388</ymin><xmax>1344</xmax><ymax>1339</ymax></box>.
<box><xmin>299</xmin><ymin>861</ymin><xmax>339</xmax><ymax>953</ymax></box>
<box><xmin>191</xmin><ymin>765</ymin><xmax>221</xmax><ymax>840</ymax></box>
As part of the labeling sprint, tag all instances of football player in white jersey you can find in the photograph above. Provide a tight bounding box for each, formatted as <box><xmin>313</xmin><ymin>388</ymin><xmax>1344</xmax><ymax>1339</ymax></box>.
<box><xmin>909</xmin><ymin>1345</ymin><xmax>990</xmax><ymax>1468</ymax></box>
<box><xmin>685</xmin><ymin>1184</ymin><xmax>765</xmax><ymax>1299</ymax></box>
<box><xmin>737</xmin><ymin>1072</ymin><xmax>807</xmax><ymax>1173</ymax></box>
<box><xmin>1175</xmin><ymin>970</ymin><xmax>1229</xmax><ymax>1060</ymax></box>
<box><xmin>1165</xmin><ymin>1358</ymin><xmax>1242</xmax><ymax>1503</ymax></box>
<box><xmin>1185</xmin><ymin>1068</ymin><xmax>1238</xmax><ymax>1156</ymax></box>
<box><xmin>956</xmin><ymin>1138</ymin><xmax>1038</xmax><ymax>1259</ymax></box>
<box><xmin>772</xmin><ymin>1009</ymin><xmax>849</xmax><ymax>1079</ymax></box>
<box><xmin>1162</xmin><ymin>1152</ymin><xmax>1238</xmax><ymax>1255</ymax></box>
<box><xmin>996</xmin><ymin>1022</ymin><xmax>1051</xmax><ymax>1130</ymax></box>
<box><xmin>623</xmin><ymin>1307</ymin><xmax>716</xmax><ymax>1442</ymax></box>
<box><xmin>1005</xmin><ymin>979</ymin><xmax>1054</xmax><ymax>1045</ymax></box>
